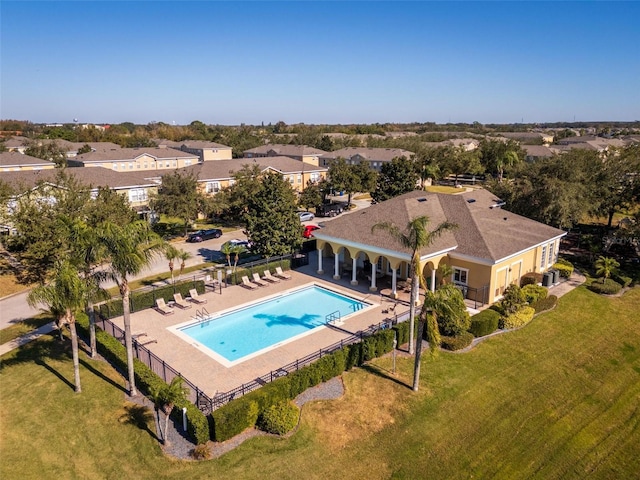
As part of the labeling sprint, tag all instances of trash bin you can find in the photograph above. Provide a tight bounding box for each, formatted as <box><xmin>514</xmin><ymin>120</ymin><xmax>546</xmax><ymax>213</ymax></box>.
<box><xmin>542</xmin><ymin>272</ymin><xmax>553</xmax><ymax>287</ymax></box>
<box><xmin>551</xmin><ymin>269</ymin><xmax>559</xmax><ymax>284</ymax></box>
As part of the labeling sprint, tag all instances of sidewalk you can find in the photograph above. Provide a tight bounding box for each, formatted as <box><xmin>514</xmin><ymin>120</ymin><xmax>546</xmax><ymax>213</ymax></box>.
<box><xmin>0</xmin><ymin>322</ymin><xmax>55</xmax><ymax>356</ymax></box>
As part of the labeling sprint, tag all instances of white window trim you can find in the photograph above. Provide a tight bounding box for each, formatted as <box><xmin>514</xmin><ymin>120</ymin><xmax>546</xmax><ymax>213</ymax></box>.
<box><xmin>452</xmin><ymin>267</ymin><xmax>469</xmax><ymax>286</ymax></box>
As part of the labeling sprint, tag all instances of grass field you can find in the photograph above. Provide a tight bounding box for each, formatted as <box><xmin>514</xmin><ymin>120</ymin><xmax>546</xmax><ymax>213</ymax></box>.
<box><xmin>0</xmin><ymin>274</ymin><xmax>30</xmax><ymax>298</ymax></box>
<box><xmin>1</xmin><ymin>286</ymin><xmax>639</xmax><ymax>479</ymax></box>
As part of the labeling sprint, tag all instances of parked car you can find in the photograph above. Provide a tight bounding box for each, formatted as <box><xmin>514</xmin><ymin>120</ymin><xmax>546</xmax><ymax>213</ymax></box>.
<box><xmin>221</xmin><ymin>239</ymin><xmax>252</xmax><ymax>251</ymax></box>
<box><xmin>316</xmin><ymin>203</ymin><xmax>344</xmax><ymax>217</ymax></box>
<box><xmin>297</xmin><ymin>211</ymin><xmax>315</xmax><ymax>222</ymax></box>
<box><xmin>186</xmin><ymin>228</ymin><xmax>222</xmax><ymax>242</ymax></box>
<box><xmin>303</xmin><ymin>224</ymin><xmax>320</xmax><ymax>239</ymax></box>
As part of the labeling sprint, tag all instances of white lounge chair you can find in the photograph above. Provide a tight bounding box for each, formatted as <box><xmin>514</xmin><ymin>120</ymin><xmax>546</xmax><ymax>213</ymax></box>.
<box><xmin>251</xmin><ymin>272</ymin><xmax>268</xmax><ymax>287</ymax></box>
<box><xmin>274</xmin><ymin>266</ymin><xmax>292</xmax><ymax>280</ymax></box>
<box><xmin>188</xmin><ymin>288</ymin><xmax>207</xmax><ymax>304</ymax></box>
<box><xmin>155</xmin><ymin>298</ymin><xmax>174</xmax><ymax>315</ymax></box>
<box><xmin>262</xmin><ymin>270</ymin><xmax>280</xmax><ymax>283</ymax></box>
<box><xmin>173</xmin><ymin>293</ymin><xmax>192</xmax><ymax>309</ymax></box>
<box><xmin>241</xmin><ymin>275</ymin><xmax>258</xmax><ymax>290</ymax></box>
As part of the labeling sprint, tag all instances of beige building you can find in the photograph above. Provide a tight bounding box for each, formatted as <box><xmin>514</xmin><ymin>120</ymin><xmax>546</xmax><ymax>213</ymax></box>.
<box><xmin>155</xmin><ymin>139</ymin><xmax>233</xmax><ymax>162</ymax></box>
<box><xmin>319</xmin><ymin>147</ymin><xmax>414</xmax><ymax>171</ymax></box>
<box><xmin>243</xmin><ymin>144</ymin><xmax>327</xmax><ymax>166</ymax></box>
<box><xmin>0</xmin><ymin>152</ymin><xmax>56</xmax><ymax>171</ymax></box>
<box><xmin>183</xmin><ymin>156</ymin><xmax>328</xmax><ymax>195</ymax></box>
<box><xmin>67</xmin><ymin>147</ymin><xmax>199</xmax><ymax>172</ymax></box>
<box><xmin>313</xmin><ymin>189</ymin><xmax>566</xmax><ymax>305</ymax></box>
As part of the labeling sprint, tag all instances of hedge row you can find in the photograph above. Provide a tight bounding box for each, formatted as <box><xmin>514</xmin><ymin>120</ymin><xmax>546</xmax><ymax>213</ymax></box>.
<box><xmin>211</xmin><ymin>327</ymin><xmax>400</xmax><ymax>442</ymax></box>
<box><xmin>520</xmin><ymin>272</ymin><xmax>543</xmax><ymax>287</ymax></box>
<box><xmin>468</xmin><ymin>309</ymin><xmax>500</xmax><ymax>338</ymax></box>
<box><xmin>530</xmin><ymin>295</ymin><xmax>558</xmax><ymax>313</ymax></box>
<box><xmin>553</xmin><ymin>258</ymin><xmax>574</xmax><ymax>278</ymax></box>
<box><xmin>98</xmin><ymin>280</ymin><xmax>205</xmax><ymax>319</ymax></box>
<box><xmin>226</xmin><ymin>259</ymin><xmax>291</xmax><ymax>286</ymax></box>
<box><xmin>612</xmin><ymin>273</ymin><xmax>632</xmax><ymax>288</ymax></box>
<box><xmin>440</xmin><ymin>331</ymin><xmax>474</xmax><ymax>351</ymax></box>
<box><xmin>499</xmin><ymin>306</ymin><xmax>535</xmax><ymax>329</ymax></box>
<box><xmin>75</xmin><ymin>314</ymin><xmax>209</xmax><ymax>444</ymax></box>
<box><xmin>521</xmin><ymin>284</ymin><xmax>548</xmax><ymax>304</ymax></box>
<box><xmin>588</xmin><ymin>278</ymin><xmax>622</xmax><ymax>295</ymax></box>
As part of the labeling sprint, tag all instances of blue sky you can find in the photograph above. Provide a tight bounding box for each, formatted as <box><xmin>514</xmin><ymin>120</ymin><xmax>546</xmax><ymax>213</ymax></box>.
<box><xmin>1</xmin><ymin>1</ymin><xmax>639</xmax><ymax>125</ymax></box>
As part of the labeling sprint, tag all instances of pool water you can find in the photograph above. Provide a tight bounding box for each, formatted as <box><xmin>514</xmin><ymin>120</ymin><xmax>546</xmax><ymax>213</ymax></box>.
<box><xmin>177</xmin><ymin>285</ymin><xmax>370</xmax><ymax>365</ymax></box>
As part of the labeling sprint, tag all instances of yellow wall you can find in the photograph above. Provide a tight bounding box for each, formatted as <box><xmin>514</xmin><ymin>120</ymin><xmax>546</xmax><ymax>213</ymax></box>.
<box><xmin>80</xmin><ymin>154</ymin><xmax>198</xmax><ymax>171</ymax></box>
<box><xmin>1</xmin><ymin>164</ymin><xmax>55</xmax><ymax>171</ymax></box>
<box><xmin>195</xmin><ymin>148</ymin><xmax>233</xmax><ymax>161</ymax></box>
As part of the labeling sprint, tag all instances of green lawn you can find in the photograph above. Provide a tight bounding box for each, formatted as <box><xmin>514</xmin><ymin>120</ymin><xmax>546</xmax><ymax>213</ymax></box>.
<box><xmin>1</xmin><ymin>286</ymin><xmax>639</xmax><ymax>479</ymax></box>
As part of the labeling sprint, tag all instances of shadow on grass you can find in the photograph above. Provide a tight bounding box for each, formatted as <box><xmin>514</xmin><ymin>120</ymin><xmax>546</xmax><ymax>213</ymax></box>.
<box><xmin>80</xmin><ymin>358</ymin><xmax>127</xmax><ymax>393</ymax></box>
<box><xmin>120</xmin><ymin>403</ymin><xmax>159</xmax><ymax>442</ymax></box>
<box><xmin>360</xmin><ymin>363</ymin><xmax>411</xmax><ymax>389</ymax></box>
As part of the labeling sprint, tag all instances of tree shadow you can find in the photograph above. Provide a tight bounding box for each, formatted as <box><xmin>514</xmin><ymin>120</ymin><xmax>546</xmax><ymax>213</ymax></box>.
<box><xmin>79</xmin><ymin>358</ymin><xmax>127</xmax><ymax>393</ymax></box>
<box><xmin>0</xmin><ymin>332</ymin><xmax>68</xmax><ymax>370</ymax></box>
<box><xmin>119</xmin><ymin>403</ymin><xmax>159</xmax><ymax>441</ymax></box>
<box><xmin>360</xmin><ymin>363</ymin><xmax>411</xmax><ymax>389</ymax></box>
<box><xmin>36</xmin><ymin>357</ymin><xmax>75</xmax><ymax>390</ymax></box>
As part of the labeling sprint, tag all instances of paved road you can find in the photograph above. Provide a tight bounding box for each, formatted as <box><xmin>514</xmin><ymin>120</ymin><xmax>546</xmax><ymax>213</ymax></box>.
<box><xmin>0</xmin><ymin>196</ymin><xmax>373</xmax><ymax>330</ymax></box>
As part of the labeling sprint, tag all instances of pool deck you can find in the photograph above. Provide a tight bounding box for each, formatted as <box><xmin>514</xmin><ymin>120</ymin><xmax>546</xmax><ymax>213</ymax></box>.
<box><xmin>111</xmin><ymin>258</ymin><xmax>403</xmax><ymax>396</ymax></box>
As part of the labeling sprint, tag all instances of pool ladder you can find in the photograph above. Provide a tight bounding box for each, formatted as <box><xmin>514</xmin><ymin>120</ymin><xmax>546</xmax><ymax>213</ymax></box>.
<box><xmin>195</xmin><ymin>307</ymin><xmax>210</xmax><ymax>322</ymax></box>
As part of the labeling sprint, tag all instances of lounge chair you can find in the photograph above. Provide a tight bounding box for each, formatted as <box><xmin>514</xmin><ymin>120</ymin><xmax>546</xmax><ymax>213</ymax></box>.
<box><xmin>241</xmin><ymin>275</ymin><xmax>258</xmax><ymax>290</ymax></box>
<box><xmin>173</xmin><ymin>293</ymin><xmax>192</xmax><ymax>309</ymax></box>
<box><xmin>274</xmin><ymin>266</ymin><xmax>292</xmax><ymax>280</ymax></box>
<box><xmin>188</xmin><ymin>288</ymin><xmax>207</xmax><ymax>304</ymax></box>
<box><xmin>251</xmin><ymin>272</ymin><xmax>268</xmax><ymax>287</ymax></box>
<box><xmin>155</xmin><ymin>298</ymin><xmax>174</xmax><ymax>315</ymax></box>
<box><xmin>262</xmin><ymin>270</ymin><xmax>280</xmax><ymax>283</ymax></box>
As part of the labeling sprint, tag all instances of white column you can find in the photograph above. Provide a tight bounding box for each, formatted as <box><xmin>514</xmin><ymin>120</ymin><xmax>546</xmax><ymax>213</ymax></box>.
<box><xmin>333</xmin><ymin>254</ymin><xmax>340</xmax><ymax>280</ymax></box>
<box><xmin>369</xmin><ymin>261</ymin><xmax>377</xmax><ymax>291</ymax></box>
<box><xmin>317</xmin><ymin>246</ymin><xmax>324</xmax><ymax>274</ymax></box>
<box><xmin>431</xmin><ymin>269</ymin><xmax>436</xmax><ymax>292</ymax></box>
<box><xmin>350</xmin><ymin>257</ymin><xmax>358</xmax><ymax>285</ymax></box>
<box><xmin>391</xmin><ymin>268</ymin><xmax>398</xmax><ymax>299</ymax></box>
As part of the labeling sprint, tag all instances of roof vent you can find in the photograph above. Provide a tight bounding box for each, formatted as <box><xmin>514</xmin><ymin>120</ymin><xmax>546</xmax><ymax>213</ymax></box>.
<box><xmin>417</xmin><ymin>197</ymin><xmax>427</xmax><ymax>202</ymax></box>
<box><xmin>503</xmin><ymin>217</ymin><xmax>508</xmax><ymax>221</ymax></box>
<box><xmin>490</xmin><ymin>201</ymin><xmax>506</xmax><ymax>209</ymax></box>
<box><xmin>466</xmin><ymin>199</ymin><xmax>476</xmax><ymax>203</ymax></box>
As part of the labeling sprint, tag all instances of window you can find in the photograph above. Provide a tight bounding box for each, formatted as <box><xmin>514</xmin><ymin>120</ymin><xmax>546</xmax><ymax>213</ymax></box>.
<box><xmin>121</xmin><ymin>163</ymin><xmax>126</xmax><ymax>170</ymax></box>
<box><xmin>228</xmin><ymin>179</ymin><xmax>235</xmax><ymax>187</ymax></box>
<box><xmin>128</xmin><ymin>188</ymin><xmax>147</xmax><ymax>203</ymax></box>
<box><xmin>289</xmin><ymin>175</ymin><xmax>294</xmax><ymax>183</ymax></box>
<box><xmin>113</xmin><ymin>163</ymin><xmax>118</xmax><ymax>169</ymax></box>
<box><xmin>297</xmin><ymin>174</ymin><xmax>302</xmax><ymax>184</ymax></box>
<box><xmin>453</xmin><ymin>267</ymin><xmax>468</xmax><ymax>285</ymax></box>
<box><xmin>541</xmin><ymin>246</ymin><xmax>547</xmax><ymax>269</ymax></box>
<box><xmin>185</xmin><ymin>159</ymin><xmax>192</xmax><ymax>166</ymax></box>
<box><xmin>129</xmin><ymin>163</ymin><xmax>133</xmax><ymax>169</ymax></box>
<box><xmin>144</xmin><ymin>162</ymin><xmax>148</xmax><ymax>169</ymax></box>
<box><xmin>206</xmin><ymin>182</ymin><xmax>220</xmax><ymax>194</ymax></box>
<box><xmin>310</xmin><ymin>172</ymin><xmax>320</xmax><ymax>182</ymax></box>
<box><xmin>548</xmin><ymin>241</ymin><xmax>554</xmax><ymax>265</ymax></box>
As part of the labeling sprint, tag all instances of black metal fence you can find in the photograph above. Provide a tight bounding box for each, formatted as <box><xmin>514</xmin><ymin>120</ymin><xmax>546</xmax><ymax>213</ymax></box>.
<box><xmin>457</xmin><ymin>284</ymin><xmax>489</xmax><ymax>309</ymax></box>
<box><xmin>95</xmin><ymin>307</ymin><xmax>409</xmax><ymax>415</ymax></box>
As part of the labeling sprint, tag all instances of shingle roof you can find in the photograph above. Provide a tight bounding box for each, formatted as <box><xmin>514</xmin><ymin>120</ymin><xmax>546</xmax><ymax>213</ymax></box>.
<box><xmin>320</xmin><ymin>147</ymin><xmax>414</xmax><ymax>162</ymax></box>
<box><xmin>0</xmin><ymin>152</ymin><xmax>56</xmax><ymax>168</ymax></box>
<box><xmin>315</xmin><ymin>189</ymin><xmax>565</xmax><ymax>264</ymax></box>
<box><xmin>183</xmin><ymin>156</ymin><xmax>327</xmax><ymax>181</ymax></box>
<box><xmin>243</xmin><ymin>144</ymin><xmax>327</xmax><ymax>157</ymax></box>
<box><xmin>73</xmin><ymin>147</ymin><xmax>197</xmax><ymax>162</ymax></box>
<box><xmin>180</xmin><ymin>140</ymin><xmax>232</xmax><ymax>150</ymax></box>
<box><xmin>523</xmin><ymin>145</ymin><xmax>553</xmax><ymax>158</ymax></box>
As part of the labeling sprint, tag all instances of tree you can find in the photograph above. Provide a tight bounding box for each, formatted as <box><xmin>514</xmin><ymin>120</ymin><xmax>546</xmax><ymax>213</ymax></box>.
<box><xmin>149</xmin><ymin>377</ymin><xmax>189</xmax><ymax>446</ymax></box>
<box><xmin>164</xmin><ymin>244</ymin><xmax>179</xmax><ymax>284</ymax></box>
<box><xmin>433</xmin><ymin>284</ymin><xmax>471</xmax><ymax>336</ymax></box>
<box><xmin>98</xmin><ymin>221</ymin><xmax>165</xmax><ymax>396</ymax></box>
<box><xmin>496</xmin><ymin>150</ymin><xmax>520</xmax><ymax>182</ymax></box>
<box><xmin>439</xmin><ymin>146</ymin><xmax>484</xmax><ymax>185</ymax></box>
<box><xmin>327</xmin><ymin>158</ymin><xmax>377</xmax><ymax>208</ymax></box>
<box><xmin>244</xmin><ymin>172</ymin><xmax>303</xmax><ymax>257</ymax></box>
<box><xmin>224</xmin><ymin>164</ymin><xmax>264</xmax><ymax>222</ymax></box>
<box><xmin>298</xmin><ymin>180</ymin><xmax>323</xmax><ymax>211</ymax></box>
<box><xmin>176</xmin><ymin>249</ymin><xmax>192</xmax><ymax>281</ymax></box>
<box><xmin>150</xmin><ymin>171</ymin><xmax>204</xmax><ymax>236</ymax></box>
<box><xmin>371</xmin><ymin>156</ymin><xmax>419</xmax><ymax>203</ymax></box>
<box><xmin>77</xmin><ymin>144</ymin><xmax>92</xmax><ymax>155</ymax></box>
<box><xmin>24</xmin><ymin>141</ymin><xmax>67</xmax><ymax>167</ymax></box>
<box><xmin>27</xmin><ymin>260</ymin><xmax>93</xmax><ymax>393</ymax></box>
<box><xmin>595</xmin><ymin>256</ymin><xmax>619</xmax><ymax>283</ymax></box>
<box><xmin>478</xmin><ymin>138</ymin><xmax>523</xmax><ymax>181</ymax></box>
<box><xmin>372</xmin><ymin>215</ymin><xmax>457</xmax><ymax>355</ymax></box>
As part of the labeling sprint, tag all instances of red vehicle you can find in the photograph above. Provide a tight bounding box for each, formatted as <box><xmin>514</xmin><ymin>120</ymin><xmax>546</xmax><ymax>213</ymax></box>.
<box><xmin>303</xmin><ymin>225</ymin><xmax>320</xmax><ymax>238</ymax></box>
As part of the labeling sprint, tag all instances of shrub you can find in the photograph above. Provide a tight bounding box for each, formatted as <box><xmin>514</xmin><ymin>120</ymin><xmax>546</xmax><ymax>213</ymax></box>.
<box><xmin>530</xmin><ymin>295</ymin><xmax>558</xmax><ymax>313</ymax></box>
<box><xmin>520</xmin><ymin>272</ymin><xmax>542</xmax><ymax>287</ymax></box>
<box><xmin>612</xmin><ymin>273</ymin><xmax>632</xmax><ymax>288</ymax></box>
<box><xmin>434</xmin><ymin>284</ymin><xmax>471</xmax><ymax>336</ymax></box>
<box><xmin>499</xmin><ymin>284</ymin><xmax>527</xmax><ymax>315</ymax></box>
<box><xmin>468</xmin><ymin>309</ymin><xmax>500</xmax><ymax>338</ymax></box>
<box><xmin>190</xmin><ymin>444</ymin><xmax>211</xmax><ymax>460</ymax></box>
<box><xmin>521</xmin><ymin>284</ymin><xmax>548</xmax><ymax>304</ymax></box>
<box><xmin>553</xmin><ymin>258</ymin><xmax>574</xmax><ymax>278</ymax></box>
<box><xmin>212</xmin><ymin>398</ymin><xmax>259</xmax><ymax>441</ymax></box>
<box><xmin>588</xmin><ymin>278</ymin><xmax>622</xmax><ymax>295</ymax></box>
<box><xmin>257</xmin><ymin>401</ymin><xmax>299</xmax><ymax>435</ymax></box>
<box><xmin>440</xmin><ymin>332</ymin><xmax>474</xmax><ymax>351</ymax></box>
<box><xmin>500</xmin><ymin>306</ymin><xmax>535</xmax><ymax>329</ymax></box>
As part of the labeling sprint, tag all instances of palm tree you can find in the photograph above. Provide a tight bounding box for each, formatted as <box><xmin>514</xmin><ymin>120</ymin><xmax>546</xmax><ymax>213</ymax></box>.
<box><xmin>595</xmin><ymin>255</ymin><xmax>619</xmax><ymax>283</ymax></box>
<box><xmin>27</xmin><ymin>260</ymin><xmax>89</xmax><ymax>393</ymax></box>
<box><xmin>437</xmin><ymin>263</ymin><xmax>453</xmax><ymax>286</ymax></box>
<box><xmin>231</xmin><ymin>245</ymin><xmax>244</xmax><ymax>272</ymax></box>
<box><xmin>372</xmin><ymin>216</ymin><xmax>457</xmax><ymax>355</ymax></box>
<box><xmin>149</xmin><ymin>377</ymin><xmax>189</xmax><ymax>446</ymax></box>
<box><xmin>176</xmin><ymin>249</ymin><xmax>192</xmax><ymax>281</ymax></box>
<box><xmin>164</xmin><ymin>244</ymin><xmax>179</xmax><ymax>284</ymax></box>
<box><xmin>221</xmin><ymin>242</ymin><xmax>233</xmax><ymax>269</ymax></box>
<box><xmin>99</xmin><ymin>221</ymin><xmax>165</xmax><ymax>397</ymax></box>
<box><xmin>497</xmin><ymin>150</ymin><xmax>520</xmax><ymax>182</ymax></box>
<box><xmin>413</xmin><ymin>287</ymin><xmax>456</xmax><ymax>392</ymax></box>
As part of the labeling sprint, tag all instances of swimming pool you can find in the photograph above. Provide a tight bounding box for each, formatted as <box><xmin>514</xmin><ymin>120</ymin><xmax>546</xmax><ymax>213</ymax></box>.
<box><xmin>171</xmin><ymin>284</ymin><xmax>373</xmax><ymax>366</ymax></box>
